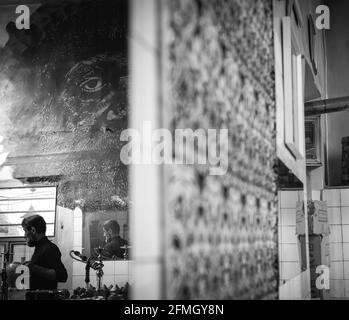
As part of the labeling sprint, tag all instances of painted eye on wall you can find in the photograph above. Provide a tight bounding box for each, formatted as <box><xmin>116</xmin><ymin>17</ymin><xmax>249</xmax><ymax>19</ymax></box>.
<box><xmin>79</xmin><ymin>77</ymin><xmax>106</xmax><ymax>93</ymax></box>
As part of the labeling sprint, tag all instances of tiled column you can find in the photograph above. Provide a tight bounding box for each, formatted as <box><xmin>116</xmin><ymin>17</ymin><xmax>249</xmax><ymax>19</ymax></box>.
<box><xmin>129</xmin><ymin>0</ymin><xmax>164</xmax><ymax>299</ymax></box>
<box><xmin>72</xmin><ymin>206</ymin><xmax>85</xmax><ymax>289</ymax></box>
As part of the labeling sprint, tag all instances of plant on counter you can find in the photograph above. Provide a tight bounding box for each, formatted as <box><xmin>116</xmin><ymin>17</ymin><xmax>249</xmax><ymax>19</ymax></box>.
<box><xmin>70</xmin><ymin>282</ymin><xmax>131</xmax><ymax>300</ymax></box>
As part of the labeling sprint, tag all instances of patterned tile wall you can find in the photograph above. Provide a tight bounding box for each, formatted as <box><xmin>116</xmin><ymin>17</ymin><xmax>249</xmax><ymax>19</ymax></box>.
<box><xmin>163</xmin><ymin>0</ymin><xmax>278</xmax><ymax>299</ymax></box>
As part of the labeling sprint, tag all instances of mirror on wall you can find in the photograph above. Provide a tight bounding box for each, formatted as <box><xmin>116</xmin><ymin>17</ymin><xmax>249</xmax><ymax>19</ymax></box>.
<box><xmin>82</xmin><ymin>209</ymin><xmax>130</xmax><ymax>261</ymax></box>
<box><xmin>0</xmin><ymin>0</ymin><xmax>131</xmax><ymax>296</ymax></box>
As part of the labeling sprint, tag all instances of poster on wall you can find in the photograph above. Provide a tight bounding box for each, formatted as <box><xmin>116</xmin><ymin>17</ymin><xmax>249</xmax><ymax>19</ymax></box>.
<box><xmin>0</xmin><ymin>0</ymin><xmax>129</xmax><ymax>260</ymax></box>
<box><xmin>305</xmin><ymin>116</ymin><xmax>321</xmax><ymax>166</ymax></box>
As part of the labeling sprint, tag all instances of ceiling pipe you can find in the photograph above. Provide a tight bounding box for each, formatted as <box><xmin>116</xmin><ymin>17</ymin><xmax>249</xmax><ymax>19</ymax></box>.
<box><xmin>305</xmin><ymin>96</ymin><xmax>349</xmax><ymax>116</ymax></box>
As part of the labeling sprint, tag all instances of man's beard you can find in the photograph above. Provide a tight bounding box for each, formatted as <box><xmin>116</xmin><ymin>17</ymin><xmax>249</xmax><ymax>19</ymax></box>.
<box><xmin>27</xmin><ymin>238</ymin><xmax>36</xmax><ymax>247</ymax></box>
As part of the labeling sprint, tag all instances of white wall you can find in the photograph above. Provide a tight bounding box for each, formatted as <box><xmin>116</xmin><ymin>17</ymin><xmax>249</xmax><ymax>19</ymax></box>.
<box><xmin>323</xmin><ymin>189</ymin><xmax>349</xmax><ymax>298</ymax></box>
<box><xmin>279</xmin><ymin>190</ymin><xmax>311</xmax><ymax>299</ymax></box>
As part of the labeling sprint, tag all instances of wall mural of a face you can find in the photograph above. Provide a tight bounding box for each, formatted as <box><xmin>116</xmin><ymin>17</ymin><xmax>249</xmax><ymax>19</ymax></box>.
<box><xmin>0</xmin><ymin>0</ymin><xmax>129</xmax><ymax>256</ymax></box>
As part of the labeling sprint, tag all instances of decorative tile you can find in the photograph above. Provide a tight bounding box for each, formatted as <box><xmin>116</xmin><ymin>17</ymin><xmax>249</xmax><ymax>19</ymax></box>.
<box><xmin>165</xmin><ymin>0</ymin><xmax>278</xmax><ymax>300</ymax></box>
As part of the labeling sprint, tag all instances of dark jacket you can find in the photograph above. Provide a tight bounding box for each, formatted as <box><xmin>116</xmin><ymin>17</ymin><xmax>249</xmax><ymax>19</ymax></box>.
<box><xmin>102</xmin><ymin>235</ymin><xmax>127</xmax><ymax>259</ymax></box>
<box><xmin>29</xmin><ymin>236</ymin><xmax>68</xmax><ymax>290</ymax></box>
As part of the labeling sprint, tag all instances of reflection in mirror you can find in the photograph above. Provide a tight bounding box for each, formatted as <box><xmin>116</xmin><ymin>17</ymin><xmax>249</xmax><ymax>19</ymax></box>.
<box><xmin>83</xmin><ymin>209</ymin><xmax>130</xmax><ymax>261</ymax></box>
<box><xmin>0</xmin><ymin>0</ymin><xmax>131</xmax><ymax>299</ymax></box>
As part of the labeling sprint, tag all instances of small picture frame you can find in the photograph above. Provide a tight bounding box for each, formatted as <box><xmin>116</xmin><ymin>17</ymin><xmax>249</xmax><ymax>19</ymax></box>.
<box><xmin>305</xmin><ymin>116</ymin><xmax>321</xmax><ymax>166</ymax></box>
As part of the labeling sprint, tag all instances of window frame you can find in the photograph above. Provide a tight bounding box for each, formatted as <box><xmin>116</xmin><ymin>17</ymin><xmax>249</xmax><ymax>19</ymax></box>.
<box><xmin>0</xmin><ymin>185</ymin><xmax>57</xmax><ymax>239</ymax></box>
<box><xmin>282</xmin><ymin>16</ymin><xmax>306</xmax><ymax>161</ymax></box>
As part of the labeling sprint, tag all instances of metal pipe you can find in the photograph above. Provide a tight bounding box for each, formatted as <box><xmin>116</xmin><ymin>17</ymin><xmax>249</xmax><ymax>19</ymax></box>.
<box><xmin>305</xmin><ymin>96</ymin><xmax>349</xmax><ymax>116</ymax></box>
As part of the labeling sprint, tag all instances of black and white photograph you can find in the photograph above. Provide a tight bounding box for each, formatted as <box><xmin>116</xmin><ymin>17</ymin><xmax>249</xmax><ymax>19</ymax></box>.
<box><xmin>0</xmin><ymin>0</ymin><xmax>348</xmax><ymax>307</ymax></box>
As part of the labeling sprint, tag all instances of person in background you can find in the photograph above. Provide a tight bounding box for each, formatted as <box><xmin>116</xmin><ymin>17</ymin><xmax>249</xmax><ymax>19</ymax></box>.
<box><xmin>22</xmin><ymin>215</ymin><xmax>68</xmax><ymax>290</ymax></box>
<box><xmin>102</xmin><ymin>220</ymin><xmax>127</xmax><ymax>260</ymax></box>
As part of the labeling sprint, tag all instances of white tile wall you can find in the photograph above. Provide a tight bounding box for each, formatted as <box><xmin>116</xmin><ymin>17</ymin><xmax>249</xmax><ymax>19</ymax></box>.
<box><xmin>73</xmin><ymin>231</ymin><xmax>82</xmax><ymax>247</ymax></box>
<box><xmin>299</xmin><ymin>191</ymin><xmax>304</xmax><ymax>202</ymax></box>
<box><xmin>341</xmin><ymin>189</ymin><xmax>349</xmax><ymax>207</ymax></box>
<box><xmin>281</xmin><ymin>209</ymin><xmax>296</xmax><ymax>226</ymax></box>
<box><xmin>312</xmin><ymin>191</ymin><xmax>321</xmax><ymax>201</ymax></box>
<box><xmin>330</xmin><ymin>262</ymin><xmax>344</xmax><ymax>280</ymax></box>
<box><xmin>281</xmin><ymin>262</ymin><xmax>301</xmax><ymax>281</ymax></box>
<box><xmin>345</xmin><ymin>280</ymin><xmax>349</xmax><ymax>298</ymax></box>
<box><xmin>103</xmin><ymin>262</ymin><xmax>115</xmax><ymax>276</ymax></box>
<box><xmin>344</xmin><ymin>262</ymin><xmax>349</xmax><ymax>279</ymax></box>
<box><xmin>330</xmin><ymin>280</ymin><xmax>345</xmax><ymax>298</ymax></box>
<box><xmin>342</xmin><ymin>207</ymin><xmax>349</xmax><ymax>225</ymax></box>
<box><xmin>74</xmin><ymin>207</ymin><xmax>83</xmax><ymax>218</ymax></box>
<box><xmin>281</xmin><ymin>226</ymin><xmax>297</xmax><ymax>244</ymax></box>
<box><xmin>115</xmin><ymin>261</ymin><xmax>129</xmax><ymax>275</ymax></box>
<box><xmin>343</xmin><ymin>226</ymin><xmax>349</xmax><ymax>242</ymax></box>
<box><xmin>133</xmin><ymin>261</ymin><xmax>162</xmax><ymax>300</ymax></box>
<box><xmin>279</xmin><ymin>191</ymin><xmax>303</xmax><ymax>288</ymax></box>
<box><xmin>71</xmin><ymin>261</ymin><xmax>133</xmax><ymax>290</ymax></box>
<box><xmin>320</xmin><ymin>189</ymin><xmax>349</xmax><ymax>299</ymax></box>
<box><xmin>279</xmin><ymin>271</ymin><xmax>310</xmax><ymax>300</ymax></box>
<box><xmin>343</xmin><ymin>243</ymin><xmax>349</xmax><ymax>260</ymax></box>
<box><xmin>73</xmin><ymin>217</ymin><xmax>82</xmax><ymax>232</ymax></box>
<box><xmin>129</xmin><ymin>0</ymin><xmax>164</xmax><ymax>299</ymax></box>
<box><xmin>281</xmin><ymin>244</ymin><xmax>299</xmax><ymax>262</ymax></box>
<box><xmin>323</xmin><ymin>190</ymin><xmax>341</xmax><ymax>207</ymax></box>
<box><xmin>280</xmin><ymin>191</ymin><xmax>299</xmax><ymax>209</ymax></box>
<box><xmin>329</xmin><ymin>225</ymin><xmax>343</xmax><ymax>243</ymax></box>
<box><xmin>301</xmin><ymin>270</ymin><xmax>311</xmax><ymax>299</ymax></box>
<box><xmin>330</xmin><ymin>243</ymin><xmax>344</xmax><ymax>261</ymax></box>
<box><xmin>73</xmin><ymin>261</ymin><xmax>85</xmax><ymax>276</ymax></box>
<box><xmin>328</xmin><ymin>207</ymin><xmax>341</xmax><ymax>225</ymax></box>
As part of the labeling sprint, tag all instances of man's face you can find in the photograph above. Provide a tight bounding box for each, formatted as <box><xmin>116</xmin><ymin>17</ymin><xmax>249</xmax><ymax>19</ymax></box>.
<box><xmin>23</xmin><ymin>226</ymin><xmax>36</xmax><ymax>247</ymax></box>
<box><xmin>103</xmin><ymin>227</ymin><xmax>112</xmax><ymax>242</ymax></box>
